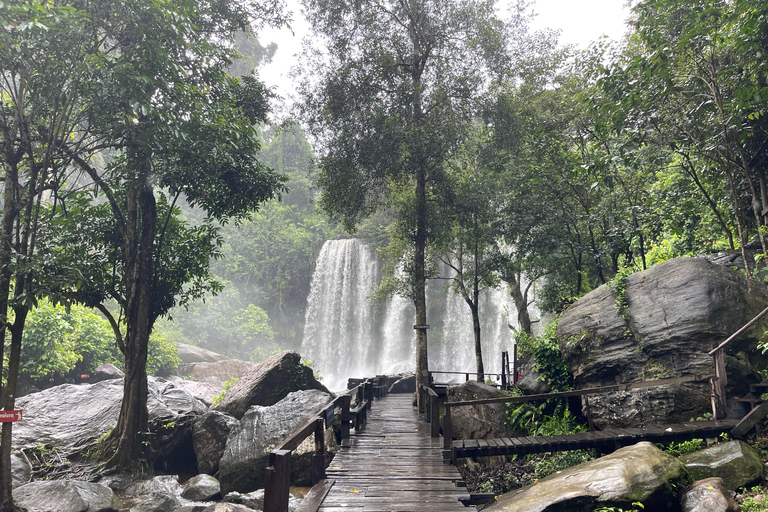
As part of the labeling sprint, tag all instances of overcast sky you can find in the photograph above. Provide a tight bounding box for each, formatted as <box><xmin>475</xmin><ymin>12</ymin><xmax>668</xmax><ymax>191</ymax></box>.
<box><xmin>258</xmin><ymin>0</ymin><xmax>633</xmax><ymax>107</ymax></box>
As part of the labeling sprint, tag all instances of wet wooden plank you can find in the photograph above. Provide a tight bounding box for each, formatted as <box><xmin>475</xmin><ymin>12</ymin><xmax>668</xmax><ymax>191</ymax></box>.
<box><xmin>318</xmin><ymin>393</ymin><xmax>474</xmax><ymax>512</ymax></box>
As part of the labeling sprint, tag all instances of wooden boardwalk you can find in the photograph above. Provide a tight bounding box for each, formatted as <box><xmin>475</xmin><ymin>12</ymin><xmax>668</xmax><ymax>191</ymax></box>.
<box><xmin>449</xmin><ymin>419</ymin><xmax>740</xmax><ymax>461</ymax></box>
<box><xmin>319</xmin><ymin>393</ymin><xmax>473</xmax><ymax>512</ymax></box>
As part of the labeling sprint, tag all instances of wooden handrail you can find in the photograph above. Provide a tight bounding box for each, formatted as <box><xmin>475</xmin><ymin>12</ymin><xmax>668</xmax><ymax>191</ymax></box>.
<box><xmin>708</xmin><ymin>304</ymin><xmax>768</xmax><ymax>356</ymax></box>
<box><xmin>264</xmin><ymin>378</ymin><xmax>376</xmax><ymax>512</ymax></box>
<box><xmin>442</xmin><ymin>373</ymin><xmax>714</xmax><ymax>452</ymax></box>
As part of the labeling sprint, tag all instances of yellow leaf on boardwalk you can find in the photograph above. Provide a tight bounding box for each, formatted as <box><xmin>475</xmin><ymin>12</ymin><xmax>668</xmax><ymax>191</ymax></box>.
<box><xmin>350</xmin><ymin>490</ymin><xmax>359</xmax><ymax>493</ymax></box>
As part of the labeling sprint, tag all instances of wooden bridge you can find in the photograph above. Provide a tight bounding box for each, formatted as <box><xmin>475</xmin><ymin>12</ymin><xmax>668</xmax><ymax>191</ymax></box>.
<box><xmin>260</xmin><ymin>306</ymin><xmax>768</xmax><ymax>512</ymax></box>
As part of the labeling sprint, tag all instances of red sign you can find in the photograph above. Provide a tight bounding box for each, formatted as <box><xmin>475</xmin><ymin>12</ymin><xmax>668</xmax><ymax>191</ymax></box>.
<box><xmin>0</xmin><ymin>410</ymin><xmax>22</xmax><ymax>423</ymax></box>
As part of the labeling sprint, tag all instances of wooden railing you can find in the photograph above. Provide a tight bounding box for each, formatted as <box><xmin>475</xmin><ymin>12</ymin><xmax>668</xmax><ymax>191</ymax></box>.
<box><xmin>442</xmin><ymin>373</ymin><xmax>715</xmax><ymax>454</ymax></box>
<box><xmin>708</xmin><ymin>304</ymin><xmax>768</xmax><ymax>419</ymax></box>
<box><xmin>418</xmin><ymin>384</ymin><xmax>440</xmax><ymax>438</ymax></box>
<box><xmin>264</xmin><ymin>377</ymin><xmax>383</xmax><ymax>512</ymax></box>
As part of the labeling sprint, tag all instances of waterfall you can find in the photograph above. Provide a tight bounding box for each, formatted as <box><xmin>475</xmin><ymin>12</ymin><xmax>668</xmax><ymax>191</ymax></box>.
<box><xmin>302</xmin><ymin>239</ymin><xmax>539</xmax><ymax>390</ymax></box>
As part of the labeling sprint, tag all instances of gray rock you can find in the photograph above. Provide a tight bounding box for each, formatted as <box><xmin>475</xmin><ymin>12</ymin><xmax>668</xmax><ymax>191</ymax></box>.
<box><xmin>171</xmin><ymin>376</ymin><xmax>225</xmax><ymax>407</ymax></box>
<box><xmin>130</xmin><ymin>493</ymin><xmax>181</xmax><ymax>512</ymax></box>
<box><xmin>12</xmin><ymin>450</ymin><xmax>31</xmax><ymax>488</ymax></box>
<box><xmin>681</xmin><ymin>477</ymin><xmax>738</xmax><ymax>512</ymax></box>
<box><xmin>213</xmin><ymin>351</ymin><xmax>329</xmax><ymax>420</ymax></box>
<box><xmin>485</xmin><ymin>442</ymin><xmax>688</xmax><ymax>512</ymax></box>
<box><xmin>173</xmin><ymin>507</ymin><xmax>209</xmax><ymax>512</ymax></box>
<box><xmin>218</xmin><ymin>389</ymin><xmax>336</xmax><ymax>495</ymax></box>
<box><xmin>446</xmin><ymin>380</ymin><xmax>515</xmax><ymax>439</ymax></box>
<box><xmin>93</xmin><ymin>364</ymin><xmax>125</xmax><ymax>382</ymax></box>
<box><xmin>14</xmin><ymin>480</ymin><xmax>120</xmax><ymax>512</ymax></box>
<box><xmin>515</xmin><ymin>364</ymin><xmax>551</xmax><ymax>395</ymax></box>
<box><xmin>223</xmin><ymin>489</ymin><xmax>264</xmax><ymax>509</ymax></box>
<box><xmin>14</xmin><ymin>377</ymin><xmax>205</xmax><ymax>452</ymax></box>
<box><xmin>194</xmin><ymin>411</ymin><xmax>239</xmax><ymax>475</ymax></box>
<box><xmin>181</xmin><ymin>474</ymin><xmax>221</xmax><ymax>501</ymax></box>
<box><xmin>178</xmin><ymin>360</ymin><xmax>256</xmax><ymax>383</ymax></box>
<box><xmin>202</xmin><ymin>504</ymin><xmax>256</xmax><ymax>512</ymax></box>
<box><xmin>557</xmin><ymin>257</ymin><xmax>768</xmax><ymax>428</ymax></box>
<box><xmin>680</xmin><ymin>440</ymin><xmax>763</xmax><ymax>490</ymax></box>
<box><xmin>388</xmin><ymin>374</ymin><xmax>415</xmax><ymax>393</ymax></box>
<box><xmin>176</xmin><ymin>343</ymin><xmax>230</xmax><ymax>364</ymax></box>
<box><xmin>135</xmin><ymin>475</ymin><xmax>183</xmax><ymax>497</ymax></box>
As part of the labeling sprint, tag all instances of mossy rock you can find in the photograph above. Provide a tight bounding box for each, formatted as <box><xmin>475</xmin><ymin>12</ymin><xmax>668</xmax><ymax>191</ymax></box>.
<box><xmin>679</xmin><ymin>440</ymin><xmax>763</xmax><ymax>490</ymax></box>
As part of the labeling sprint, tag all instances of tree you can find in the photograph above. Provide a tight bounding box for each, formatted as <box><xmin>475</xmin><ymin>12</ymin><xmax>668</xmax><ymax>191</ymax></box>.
<box><xmin>22</xmin><ymin>0</ymin><xmax>289</xmax><ymax>471</ymax></box>
<box><xmin>605</xmin><ymin>0</ymin><xmax>768</xmax><ymax>274</ymax></box>
<box><xmin>299</xmin><ymin>0</ymin><xmax>509</xmax><ymax>395</ymax></box>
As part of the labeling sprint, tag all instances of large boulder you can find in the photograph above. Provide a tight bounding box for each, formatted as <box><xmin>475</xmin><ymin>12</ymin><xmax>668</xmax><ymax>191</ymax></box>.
<box><xmin>212</xmin><ymin>351</ymin><xmax>329</xmax><ymax>420</ymax></box>
<box><xmin>92</xmin><ymin>364</ymin><xmax>125</xmax><ymax>382</ymax></box>
<box><xmin>13</xmin><ymin>378</ymin><xmax>205</xmax><ymax>458</ymax></box>
<box><xmin>486</xmin><ymin>442</ymin><xmax>688</xmax><ymax>512</ymax></box>
<box><xmin>14</xmin><ymin>480</ymin><xmax>120</xmax><ymax>512</ymax></box>
<box><xmin>217</xmin><ymin>389</ymin><xmax>336</xmax><ymax>495</ymax></box>
<box><xmin>557</xmin><ymin>257</ymin><xmax>768</xmax><ymax>428</ymax></box>
<box><xmin>679</xmin><ymin>440</ymin><xmax>763</xmax><ymax>490</ymax></box>
<box><xmin>11</xmin><ymin>450</ymin><xmax>31</xmax><ymax>488</ymax></box>
<box><xmin>446</xmin><ymin>380</ymin><xmax>515</xmax><ymax>439</ymax></box>
<box><xmin>193</xmin><ymin>411</ymin><xmax>240</xmax><ymax>475</ymax></box>
<box><xmin>179</xmin><ymin>360</ymin><xmax>256</xmax><ymax>383</ymax></box>
<box><xmin>181</xmin><ymin>474</ymin><xmax>221</xmax><ymax>501</ymax></box>
<box><xmin>176</xmin><ymin>343</ymin><xmax>230</xmax><ymax>364</ymax></box>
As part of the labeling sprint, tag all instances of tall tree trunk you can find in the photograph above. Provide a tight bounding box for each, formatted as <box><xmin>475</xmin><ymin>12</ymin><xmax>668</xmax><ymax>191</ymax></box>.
<box><xmin>505</xmin><ymin>271</ymin><xmax>532</xmax><ymax>335</ymax></box>
<box><xmin>414</xmin><ymin>159</ymin><xmax>429</xmax><ymax>402</ymax></box>
<box><xmin>471</xmin><ymin>302</ymin><xmax>483</xmax><ymax>382</ymax></box>
<box><xmin>106</xmin><ymin>172</ymin><xmax>157</xmax><ymax>470</ymax></box>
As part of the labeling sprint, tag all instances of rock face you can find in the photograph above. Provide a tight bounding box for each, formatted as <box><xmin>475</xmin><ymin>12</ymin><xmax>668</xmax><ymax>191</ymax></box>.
<box><xmin>12</xmin><ymin>450</ymin><xmax>31</xmax><ymax>488</ymax></box>
<box><xmin>681</xmin><ymin>477</ymin><xmax>739</xmax><ymax>512</ymax></box>
<box><xmin>680</xmin><ymin>440</ymin><xmax>763</xmax><ymax>490</ymax></box>
<box><xmin>194</xmin><ymin>411</ymin><xmax>240</xmax><ymax>475</ymax></box>
<box><xmin>217</xmin><ymin>389</ymin><xmax>336</xmax><ymax>495</ymax></box>
<box><xmin>388</xmin><ymin>374</ymin><xmax>415</xmax><ymax>393</ymax></box>
<box><xmin>171</xmin><ymin>376</ymin><xmax>225</xmax><ymax>408</ymax></box>
<box><xmin>557</xmin><ymin>257</ymin><xmax>768</xmax><ymax>427</ymax></box>
<box><xmin>486</xmin><ymin>442</ymin><xmax>688</xmax><ymax>512</ymax></box>
<box><xmin>213</xmin><ymin>351</ymin><xmax>329</xmax><ymax>420</ymax></box>
<box><xmin>14</xmin><ymin>480</ymin><xmax>120</xmax><ymax>512</ymax></box>
<box><xmin>446</xmin><ymin>380</ymin><xmax>515</xmax><ymax>439</ymax></box>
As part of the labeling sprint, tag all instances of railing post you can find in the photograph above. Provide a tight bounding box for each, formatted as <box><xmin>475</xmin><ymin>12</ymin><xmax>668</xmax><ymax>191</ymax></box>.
<box><xmin>501</xmin><ymin>351</ymin><xmax>507</xmax><ymax>388</ymax></box>
<box><xmin>430</xmin><ymin>390</ymin><xmax>440</xmax><ymax>438</ymax></box>
<box><xmin>312</xmin><ymin>418</ymin><xmax>326</xmax><ymax>484</ymax></box>
<box><xmin>340</xmin><ymin>394</ymin><xmax>351</xmax><ymax>446</ymax></box>
<box><xmin>513</xmin><ymin>345</ymin><xmax>519</xmax><ymax>385</ymax></box>
<box><xmin>711</xmin><ymin>347</ymin><xmax>728</xmax><ymax>419</ymax></box>
<box><xmin>264</xmin><ymin>449</ymin><xmax>291</xmax><ymax>512</ymax></box>
<box><xmin>419</xmin><ymin>385</ymin><xmax>425</xmax><ymax>414</ymax></box>
<box><xmin>443</xmin><ymin>404</ymin><xmax>452</xmax><ymax>451</ymax></box>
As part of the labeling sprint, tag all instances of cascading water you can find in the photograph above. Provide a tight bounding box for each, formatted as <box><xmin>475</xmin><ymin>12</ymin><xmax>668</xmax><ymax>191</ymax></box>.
<box><xmin>302</xmin><ymin>239</ymin><xmax>540</xmax><ymax>390</ymax></box>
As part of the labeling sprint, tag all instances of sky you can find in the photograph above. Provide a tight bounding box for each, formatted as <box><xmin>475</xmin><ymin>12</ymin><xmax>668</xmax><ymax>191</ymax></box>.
<box><xmin>257</xmin><ymin>0</ymin><xmax>633</xmax><ymax>106</ymax></box>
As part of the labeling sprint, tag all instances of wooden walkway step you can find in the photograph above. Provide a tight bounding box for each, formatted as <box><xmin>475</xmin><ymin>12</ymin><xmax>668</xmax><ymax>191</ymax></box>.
<box><xmin>449</xmin><ymin>419</ymin><xmax>740</xmax><ymax>461</ymax></box>
<box><xmin>319</xmin><ymin>393</ymin><xmax>473</xmax><ymax>512</ymax></box>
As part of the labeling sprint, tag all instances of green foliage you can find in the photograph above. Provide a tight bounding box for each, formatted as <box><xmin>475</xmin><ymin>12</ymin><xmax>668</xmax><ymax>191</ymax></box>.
<box><xmin>740</xmin><ymin>486</ymin><xmax>768</xmax><ymax>512</ymax></box>
<box><xmin>146</xmin><ymin>333</ymin><xmax>180</xmax><ymax>377</ymax></box>
<box><xmin>593</xmin><ymin>503</ymin><xmax>644</xmax><ymax>512</ymax></box>
<box><xmin>606</xmin><ymin>266</ymin><xmax>636</xmax><ymax>320</ymax></box>
<box><xmin>659</xmin><ymin>438</ymin><xmax>705</xmax><ymax>457</ymax></box>
<box><xmin>211</xmin><ymin>377</ymin><xmax>239</xmax><ymax>406</ymax></box>
<box><xmin>515</xmin><ymin>320</ymin><xmax>573</xmax><ymax>392</ymax></box>
<box><xmin>533</xmin><ymin>449</ymin><xmax>593</xmax><ymax>480</ymax></box>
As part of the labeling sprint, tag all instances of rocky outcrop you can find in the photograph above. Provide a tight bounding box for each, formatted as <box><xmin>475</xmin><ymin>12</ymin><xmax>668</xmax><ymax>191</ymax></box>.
<box><xmin>681</xmin><ymin>478</ymin><xmax>739</xmax><ymax>512</ymax></box>
<box><xmin>178</xmin><ymin>360</ymin><xmax>256</xmax><ymax>383</ymax></box>
<box><xmin>486</xmin><ymin>442</ymin><xmax>688</xmax><ymax>512</ymax></box>
<box><xmin>217</xmin><ymin>389</ymin><xmax>336</xmax><ymax>495</ymax></box>
<box><xmin>194</xmin><ymin>411</ymin><xmax>240</xmax><ymax>475</ymax></box>
<box><xmin>213</xmin><ymin>351</ymin><xmax>329</xmax><ymax>420</ymax></box>
<box><xmin>177</xmin><ymin>343</ymin><xmax>230</xmax><ymax>364</ymax></box>
<box><xmin>680</xmin><ymin>440</ymin><xmax>763</xmax><ymax>490</ymax></box>
<box><xmin>14</xmin><ymin>377</ymin><xmax>205</xmax><ymax>466</ymax></box>
<box><xmin>446</xmin><ymin>380</ymin><xmax>515</xmax><ymax>439</ymax></box>
<box><xmin>388</xmin><ymin>373</ymin><xmax>415</xmax><ymax>393</ymax></box>
<box><xmin>12</xmin><ymin>450</ymin><xmax>31</xmax><ymax>488</ymax></box>
<box><xmin>557</xmin><ymin>257</ymin><xmax>768</xmax><ymax>427</ymax></box>
<box><xmin>14</xmin><ymin>480</ymin><xmax>120</xmax><ymax>512</ymax></box>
